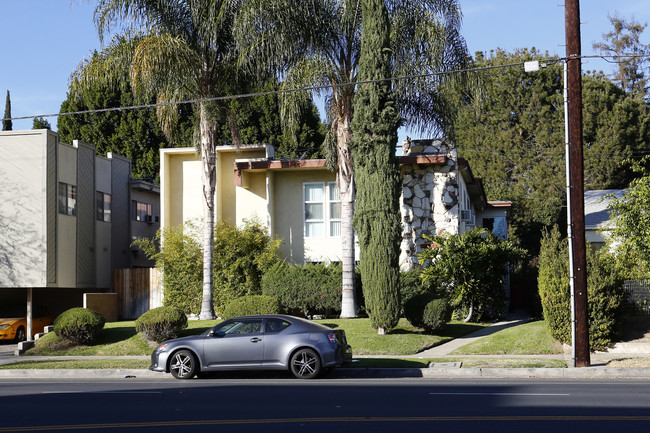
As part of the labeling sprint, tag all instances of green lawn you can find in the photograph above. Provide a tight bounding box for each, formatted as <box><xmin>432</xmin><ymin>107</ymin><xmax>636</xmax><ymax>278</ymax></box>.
<box><xmin>317</xmin><ymin>318</ymin><xmax>488</xmax><ymax>355</ymax></box>
<box><xmin>26</xmin><ymin>318</ymin><xmax>487</xmax><ymax>357</ymax></box>
<box><xmin>449</xmin><ymin>320</ymin><xmax>564</xmax><ymax>355</ymax></box>
<box><xmin>26</xmin><ymin>320</ymin><xmax>220</xmax><ymax>356</ymax></box>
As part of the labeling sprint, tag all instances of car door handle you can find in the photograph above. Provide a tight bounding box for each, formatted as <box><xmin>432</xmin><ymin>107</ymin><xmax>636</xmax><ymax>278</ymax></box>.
<box><xmin>250</xmin><ymin>337</ymin><xmax>262</xmax><ymax>343</ymax></box>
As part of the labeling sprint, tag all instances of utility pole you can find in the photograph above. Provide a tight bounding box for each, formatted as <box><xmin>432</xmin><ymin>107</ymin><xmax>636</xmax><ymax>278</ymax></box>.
<box><xmin>565</xmin><ymin>0</ymin><xmax>590</xmax><ymax>367</ymax></box>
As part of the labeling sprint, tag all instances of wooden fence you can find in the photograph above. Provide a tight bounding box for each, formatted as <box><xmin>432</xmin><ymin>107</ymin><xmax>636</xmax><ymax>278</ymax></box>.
<box><xmin>113</xmin><ymin>268</ymin><xmax>161</xmax><ymax>319</ymax></box>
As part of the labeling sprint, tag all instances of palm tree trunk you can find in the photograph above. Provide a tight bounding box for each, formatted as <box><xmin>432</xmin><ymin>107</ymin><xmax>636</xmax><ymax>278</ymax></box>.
<box><xmin>199</xmin><ymin>102</ymin><xmax>217</xmax><ymax>320</ymax></box>
<box><xmin>338</xmin><ymin>116</ymin><xmax>357</xmax><ymax>318</ymax></box>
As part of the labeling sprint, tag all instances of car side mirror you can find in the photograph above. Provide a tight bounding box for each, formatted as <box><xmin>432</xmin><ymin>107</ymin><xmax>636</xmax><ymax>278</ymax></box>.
<box><xmin>209</xmin><ymin>330</ymin><xmax>226</xmax><ymax>338</ymax></box>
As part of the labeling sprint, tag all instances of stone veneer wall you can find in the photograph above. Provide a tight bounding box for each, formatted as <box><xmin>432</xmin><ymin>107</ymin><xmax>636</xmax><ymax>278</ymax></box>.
<box><xmin>400</xmin><ymin>139</ymin><xmax>460</xmax><ymax>269</ymax></box>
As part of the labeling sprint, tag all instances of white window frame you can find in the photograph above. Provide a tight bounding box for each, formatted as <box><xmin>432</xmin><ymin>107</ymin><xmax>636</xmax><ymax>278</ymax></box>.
<box><xmin>303</xmin><ymin>182</ymin><xmax>341</xmax><ymax>238</ymax></box>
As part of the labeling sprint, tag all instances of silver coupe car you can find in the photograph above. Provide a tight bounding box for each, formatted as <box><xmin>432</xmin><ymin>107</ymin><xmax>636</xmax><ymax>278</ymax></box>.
<box><xmin>150</xmin><ymin>314</ymin><xmax>352</xmax><ymax>379</ymax></box>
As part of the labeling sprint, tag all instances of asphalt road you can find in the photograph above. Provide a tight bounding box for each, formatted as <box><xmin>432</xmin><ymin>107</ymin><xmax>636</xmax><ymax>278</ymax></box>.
<box><xmin>1</xmin><ymin>377</ymin><xmax>650</xmax><ymax>432</ymax></box>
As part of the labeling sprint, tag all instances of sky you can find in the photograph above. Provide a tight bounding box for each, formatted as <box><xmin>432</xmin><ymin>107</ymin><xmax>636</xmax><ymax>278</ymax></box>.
<box><xmin>1</xmin><ymin>0</ymin><xmax>650</xmax><ymax>134</ymax></box>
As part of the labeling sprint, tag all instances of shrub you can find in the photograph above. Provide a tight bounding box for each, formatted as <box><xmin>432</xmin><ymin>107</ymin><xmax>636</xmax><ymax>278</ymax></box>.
<box><xmin>538</xmin><ymin>226</ymin><xmax>626</xmax><ymax>350</ymax></box>
<box><xmin>54</xmin><ymin>308</ymin><xmax>106</xmax><ymax>345</ymax></box>
<box><xmin>262</xmin><ymin>262</ymin><xmax>341</xmax><ymax>317</ymax></box>
<box><xmin>135</xmin><ymin>306</ymin><xmax>188</xmax><ymax>342</ymax></box>
<box><xmin>221</xmin><ymin>295</ymin><xmax>281</xmax><ymax>319</ymax></box>
<box><xmin>422</xmin><ymin>298</ymin><xmax>450</xmax><ymax>332</ymax></box>
<box><xmin>135</xmin><ymin>218</ymin><xmax>282</xmax><ymax>316</ymax></box>
<box><xmin>403</xmin><ymin>292</ymin><xmax>437</xmax><ymax>329</ymax></box>
<box><xmin>400</xmin><ymin>269</ymin><xmax>427</xmax><ymax>308</ymax></box>
<box><xmin>419</xmin><ymin>227</ymin><xmax>525</xmax><ymax>322</ymax></box>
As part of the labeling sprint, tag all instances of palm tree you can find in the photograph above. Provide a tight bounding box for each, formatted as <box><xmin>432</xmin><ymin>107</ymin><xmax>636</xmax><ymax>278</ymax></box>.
<box><xmin>72</xmin><ymin>0</ymin><xmax>244</xmax><ymax>320</ymax></box>
<box><xmin>234</xmin><ymin>0</ymin><xmax>467</xmax><ymax>318</ymax></box>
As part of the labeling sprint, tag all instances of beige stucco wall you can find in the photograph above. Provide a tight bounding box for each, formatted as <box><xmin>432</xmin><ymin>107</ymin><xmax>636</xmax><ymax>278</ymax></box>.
<box><xmin>235</xmin><ymin>171</ymin><xmax>268</xmax><ymax>228</ymax></box>
<box><xmin>271</xmin><ymin>169</ymin><xmax>341</xmax><ymax>264</ymax></box>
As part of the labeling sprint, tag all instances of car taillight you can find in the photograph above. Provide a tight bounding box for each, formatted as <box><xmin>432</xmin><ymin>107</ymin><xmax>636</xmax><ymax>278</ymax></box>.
<box><xmin>327</xmin><ymin>332</ymin><xmax>338</xmax><ymax>344</ymax></box>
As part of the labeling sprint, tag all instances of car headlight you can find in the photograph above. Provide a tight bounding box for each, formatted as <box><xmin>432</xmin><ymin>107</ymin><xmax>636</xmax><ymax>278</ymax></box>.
<box><xmin>0</xmin><ymin>324</ymin><xmax>10</xmax><ymax>331</ymax></box>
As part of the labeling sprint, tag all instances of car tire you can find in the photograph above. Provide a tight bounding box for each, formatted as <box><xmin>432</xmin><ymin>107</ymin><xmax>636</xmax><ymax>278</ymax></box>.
<box><xmin>15</xmin><ymin>327</ymin><xmax>26</xmax><ymax>343</ymax></box>
<box><xmin>169</xmin><ymin>350</ymin><xmax>198</xmax><ymax>380</ymax></box>
<box><xmin>290</xmin><ymin>348</ymin><xmax>321</xmax><ymax>379</ymax></box>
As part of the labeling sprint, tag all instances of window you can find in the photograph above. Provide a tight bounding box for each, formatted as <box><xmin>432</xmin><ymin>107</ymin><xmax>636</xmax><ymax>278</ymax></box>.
<box><xmin>132</xmin><ymin>200</ymin><xmax>152</xmax><ymax>222</ymax></box>
<box><xmin>58</xmin><ymin>183</ymin><xmax>77</xmax><ymax>216</ymax></box>
<box><xmin>96</xmin><ymin>192</ymin><xmax>111</xmax><ymax>222</ymax></box>
<box><xmin>215</xmin><ymin>319</ymin><xmax>263</xmax><ymax>335</ymax></box>
<box><xmin>264</xmin><ymin>319</ymin><xmax>291</xmax><ymax>333</ymax></box>
<box><xmin>304</xmin><ymin>182</ymin><xmax>341</xmax><ymax>238</ymax></box>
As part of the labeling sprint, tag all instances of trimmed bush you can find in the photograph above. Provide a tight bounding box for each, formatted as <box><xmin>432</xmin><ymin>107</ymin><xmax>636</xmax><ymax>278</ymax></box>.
<box><xmin>422</xmin><ymin>298</ymin><xmax>450</xmax><ymax>332</ymax></box>
<box><xmin>135</xmin><ymin>306</ymin><xmax>188</xmax><ymax>342</ymax></box>
<box><xmin>54</xmin><ymin>308</ymin><xmax>106</xmax><ymax>345</ymax></box>
<box><xmin>538</xmin><ymin>226</ymin><xmax>626</xmax><ymax>350</ymax></box>
<box><xmin>221</xmin><ymin>295</ymin><xmax>281</xmax><ymax>319</ymax></box>
<box><xmin>262</xmin><ymin>262</ymin><xmax>341</xmax><ymax>317</ymax></box>
<box><xmin>404</xmin><ymin>292</ymin><xmax>437</xmax><ymax>329</ymax></box>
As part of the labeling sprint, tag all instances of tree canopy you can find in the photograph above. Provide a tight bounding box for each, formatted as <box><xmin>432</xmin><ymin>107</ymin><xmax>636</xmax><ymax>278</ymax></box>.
<box><xmin>452</xmin><ymin>48</ymin><xmax>650</xmax><ymax>255</ymax></box>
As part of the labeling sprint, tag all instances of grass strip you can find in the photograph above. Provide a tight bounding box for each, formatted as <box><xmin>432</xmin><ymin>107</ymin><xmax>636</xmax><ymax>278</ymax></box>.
<box><xmin>450</xmin><ymin>321</ymin><xmax>564</xmax><ymax>355</ymax></box>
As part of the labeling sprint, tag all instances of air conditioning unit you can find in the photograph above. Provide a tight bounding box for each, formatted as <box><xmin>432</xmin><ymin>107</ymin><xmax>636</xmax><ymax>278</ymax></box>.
<box><xmin>460</xmin><ymin>210</ymin><xmax>472</xmax><ymax>222</ymax></box>
<box><xmin>145</xmin><ymin>215</ymin><xmax>153</xmax><ymax>224</ymax></box>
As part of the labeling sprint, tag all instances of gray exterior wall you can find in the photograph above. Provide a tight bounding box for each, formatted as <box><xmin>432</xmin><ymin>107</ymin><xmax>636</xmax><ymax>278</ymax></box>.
<box><xmin>110</xmin><ymin>153</ymin><xmax>132</xmax><ymax>271</ymax></box>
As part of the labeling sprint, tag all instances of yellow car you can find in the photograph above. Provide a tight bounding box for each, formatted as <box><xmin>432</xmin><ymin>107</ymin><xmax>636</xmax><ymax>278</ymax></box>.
<box><xmin>0</xmin><ymin>317</ymin><xmax>55</xmax><ymax>342</ymax></box>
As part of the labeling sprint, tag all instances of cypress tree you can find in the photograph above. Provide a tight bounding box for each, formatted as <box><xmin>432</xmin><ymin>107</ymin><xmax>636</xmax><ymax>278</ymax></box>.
<box><xmin>2</xmin><ymin>90</ymin><xmax>12</xmax><ymax>131</ymax></box>
<box><xmin>350</xmin><ymin>0</ymin><xmax>402</xmax><ymax>334</ymax></box>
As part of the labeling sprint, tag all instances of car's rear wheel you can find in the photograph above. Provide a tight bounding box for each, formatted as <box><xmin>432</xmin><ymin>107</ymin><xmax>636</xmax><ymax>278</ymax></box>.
<box><xmin>15</xmin><ymin>327</ymin><xmax>26</xmax><ymax>343</ymax></box>
<box><xmin>290</xmin><ymin>348</ymin><xmax>321</xmax><ymax>379</ymax></box>
<box><xmin>169</xmin><ymin>350</ymin><xmax>198</xmax><ymax>379</ymax></box>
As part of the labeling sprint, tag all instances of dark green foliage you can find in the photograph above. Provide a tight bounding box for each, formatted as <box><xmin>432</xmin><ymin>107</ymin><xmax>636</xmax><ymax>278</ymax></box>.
<box><xmin>220</xmin><ymin>80</ymin><xmax>326</xmax><ymax>159</ymax></box>
<box><xmin>261</xmin><ymin>262</ymin><xmax>342</xmax><ymax>317</ymax></box>
<box><xmin>403</xmin><ymin>292</ymin><xmax>436</xmax><ymax>329</ymax></box>
<box><xmin>135</xmin><ymin>306</ymin><xmax>188</xmax><ymax>342</ymax></box>
<box><xmin>452</xmin><ymin>48</ymin><xmax>650</xmax><ymax>257</ymax></box>
<box><xmin>212</xmin><ymin>220</ymin><xmax>282</xmax><ymax>315</ymax></box>
<box><xmin>349</xmin><ymin>0</ymin><xmax>402</xmax><ymax>333</ymax></box>
<box><xmin>32</xmin><ymin>117</ymin><xmax>51</xmax><ymax>130</ymax></box>
<box><xmin>53</xmin><ymin>308</ymin><xmax>106</xmax><ymax>345</ymax></box>
<box><xmin>538</xmin><ymin>227</ymin><xmax>626</xmax><ymax>350</ymax></box>
<box><xmin>58</xmin><ymin>78</ymin><xmax>193</xmax><ymax>180</ymax></box>
<box><xmin>400</xmin><ymin>269</ymin><xmax>428</xmax><ymax>309</ymax></box>
<box><xmin>2</xmin><ymin>90</ymin><xmax>11</xmax><ymax>131</ymax></box>
<box><xmin>420</xmin><ymin>228</ymin><xmax>525</xmax><ymax>322</ymax></box>
<box><xmin>404</xmin><ymin>293</ymin><xmax>449</xmax><ymax>332</ymax></box>
<box><xmin>135</xmin><ymin>219</ymin><xmax>281</xmax><ymax>317</ymax></box>
<box><xmin>221</xmin><ymin>295</ymin><xmax>281</xmax><ymax>319</ymax></box>
<box><xmin>422</xmin><ymin>298</ymin><xmax>450</xmax><ymax>332</ymax></box>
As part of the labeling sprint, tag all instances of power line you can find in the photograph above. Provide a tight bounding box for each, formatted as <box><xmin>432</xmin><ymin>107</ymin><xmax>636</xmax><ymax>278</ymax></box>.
<box><xmin>2</xmin><ymin>53</ymin><xmax>647</xmax><ymax>123</ymax></box>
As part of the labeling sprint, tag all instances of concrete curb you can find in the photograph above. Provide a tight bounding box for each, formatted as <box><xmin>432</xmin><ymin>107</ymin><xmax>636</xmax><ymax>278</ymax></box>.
<box><xmin>2</xmin><ymin>367</ymin><xmax>650</xmax><ymax>380</ymax></box>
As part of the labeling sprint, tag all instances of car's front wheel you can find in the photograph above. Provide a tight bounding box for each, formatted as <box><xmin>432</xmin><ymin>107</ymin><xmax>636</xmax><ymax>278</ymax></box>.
<box><xmin>290</xmin><ymin>348</ymin><xmax>321</xmax><ymax>379</ymax></box>
<box><xmin>169</xmin><ymin>350</ymin><xmax>198</xmax><ymax>379</ymax></box>
<box><xmin>15</xmin><ymin>327</ymin><xmax>26</xmax><ymax>343</ymax></box>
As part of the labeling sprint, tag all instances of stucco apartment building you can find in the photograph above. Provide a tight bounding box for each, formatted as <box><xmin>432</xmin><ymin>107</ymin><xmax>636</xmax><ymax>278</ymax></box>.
<box><xmin>159</xmin><ymin>138</ymin><xmax>510</xmax><ymax>290</ymax></box>
<box><xmin>0</xmin><ymin>130</ymin><xmax>160</xmax><ymax>330</ymax></box>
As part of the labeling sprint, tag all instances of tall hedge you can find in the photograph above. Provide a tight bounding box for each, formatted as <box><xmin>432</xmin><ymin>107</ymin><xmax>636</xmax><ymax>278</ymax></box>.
<box><xmin>262</xmin><ymin>262</ymin><xmax>342</xmax><ymax>317</ymax></box>
<box><xmin>135</xmin><ymin>218</ymin><xmax>281</xmax><ymax>317</ymax></box>
<box><xmin>538</xmin><ymin>226</ymin><xmax>626</xmax><ymax>350</ymax></box>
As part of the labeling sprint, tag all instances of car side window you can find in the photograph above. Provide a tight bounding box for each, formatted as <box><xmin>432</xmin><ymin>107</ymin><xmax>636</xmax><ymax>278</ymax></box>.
<box><xmin>216</xmin><ymin>319</ymin><xmax>263</xmax><ymax>335</ymax></box>
<box><xmin>265</xmin><ymin>319</ymin><xmax>291</xmax><ymax>334</ymax></box>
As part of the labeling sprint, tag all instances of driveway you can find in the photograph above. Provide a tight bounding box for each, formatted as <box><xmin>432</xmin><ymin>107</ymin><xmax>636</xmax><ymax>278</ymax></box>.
<box><xmin>0</xmin><ymin>342</ymin><xmax>17</xmax><ymax>363</ymax></box>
